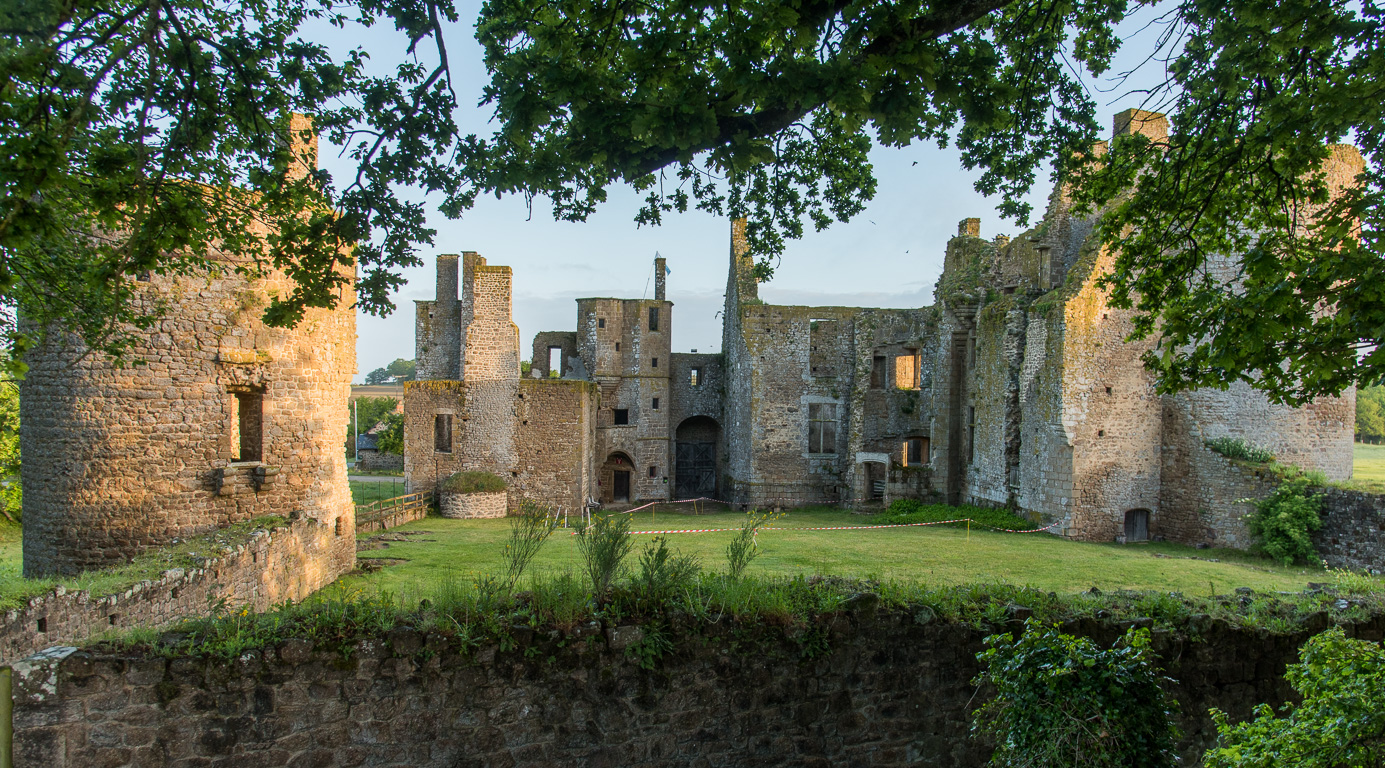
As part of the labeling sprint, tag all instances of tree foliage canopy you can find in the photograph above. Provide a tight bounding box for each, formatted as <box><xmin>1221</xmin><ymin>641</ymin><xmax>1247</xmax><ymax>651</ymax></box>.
<box><xmin>1358</xmin><ymin>386</ymin><xmax>1385</xmax><ymax>444</ymax></box>
<box><xmin>4</xmin><ymin>0</ymin><xmax>1382</xmax><ymax>403</ymax></box>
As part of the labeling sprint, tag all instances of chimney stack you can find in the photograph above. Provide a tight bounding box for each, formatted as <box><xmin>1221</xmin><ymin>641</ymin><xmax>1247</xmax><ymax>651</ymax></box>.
<box><xmin>654</xmin><ymin>256</ymin><xmax>667</xmax><ymax>301</ymax></box>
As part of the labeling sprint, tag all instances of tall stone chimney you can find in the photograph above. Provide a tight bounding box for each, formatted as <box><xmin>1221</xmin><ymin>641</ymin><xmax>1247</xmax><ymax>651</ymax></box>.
<box><xmin>958</xmin><ymin>218</ymin><xmax>981</xmax><ymax>237</ymax></box>
<box><xmin>435</xmin><ymin>254</ymin><xmax>460</xmax><ymax>380</ymax></box>
<box><xmin>287</xmin><ymin>113</ymin><xmax>318</xmax><ymax>181</ymax></box>
<box><xmin>654</xmin><ymin>256</ymin><xmax>667</xmax><ymax>301</ymax></box>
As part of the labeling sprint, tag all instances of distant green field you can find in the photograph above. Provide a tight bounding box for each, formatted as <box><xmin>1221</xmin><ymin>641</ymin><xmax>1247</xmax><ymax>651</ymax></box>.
<box><xmin>1353</xmin><ymin>443</ymin><xmax>1385</xmax><ymax>491</ymax></box>
<box><xmin>342</xmin><ymin>506</ymin><xmax>1327</xmax><ymax>599</ymax></box>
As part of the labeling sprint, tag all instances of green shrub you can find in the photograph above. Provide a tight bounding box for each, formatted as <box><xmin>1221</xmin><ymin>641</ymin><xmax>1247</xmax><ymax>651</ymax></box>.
<box><xmin>1206</xmin><ymin>437</ymin><xmax>1275</xmax><ymax>463</ymax></box>
<box><xmin>439</xmin><ymin>471</ymin><xmax>507</xmax><ymax>495</ymax></box>
<box><xmin>575</xmin><ymin>513</ymin><xmax>635</xmax><ymax>595</ymax></box>
<box><xmin>974</xmin><ymin>621</ymin><xmax>1179</xmax><ymax>768</ymax></box>
<box><xmin>880</xmin><ymin>499</ymin><xmax>1036</xmax><ymax>532</ymax></box>
<box><xmin>726</xmin><ymin>510</ymin><xmax>774</xmax><ymax>578</ymax></box>
<box><xmin>1246</xmin><ymin>476</ymin><xmax>1324</xmax><ymax>566</ymax></box>
<box><xmin>633</xmin><ymin>537</ymin><xmax>701</xmax><ymax>600</ymax></box>
<box><xmin>1204</xmin><ymin>627</ymin><xmax>1385</xmax><ymax>767</ymax></box>
<box><xmin>499</xmin><ymin>500</ymin><xmax>559</xmax><ymax>590</ymax></box>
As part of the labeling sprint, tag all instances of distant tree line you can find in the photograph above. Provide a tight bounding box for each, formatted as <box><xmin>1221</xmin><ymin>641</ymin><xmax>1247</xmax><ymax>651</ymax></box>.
<box><xmin>363</xmin><ymin>359</ymin><xmax>415</xmax><ymax>385</ymax></box>
<box><xmin>1359</xmin><ymin>386</ymin><xmax>1385</xmax><ymax>445</ymax></box>
<box><xmin>347</xmin><ymin>397</ymin><xmax>401</xmax><ymax>455</ymax></box>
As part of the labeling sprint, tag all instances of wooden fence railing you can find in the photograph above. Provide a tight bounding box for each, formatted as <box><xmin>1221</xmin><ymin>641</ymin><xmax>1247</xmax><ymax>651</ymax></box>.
<box><xmin>355</xmin><ymin>489</ymin><xmax>433</xmax><ymax>533</ymax></box>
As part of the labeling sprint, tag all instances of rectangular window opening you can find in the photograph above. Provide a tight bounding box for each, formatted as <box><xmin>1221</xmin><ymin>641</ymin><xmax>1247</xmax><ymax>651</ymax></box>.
<box><xmin>434</xmin><ymin>413</ymin><xmax>454</xmax><ymax>453</ymax></box>
<box><xmin>230</xmin><ymin>389</ymin><xmax>263</xmax><ymax>462</ymax></box>
<box><xmin>870</xmin><ymin>356</ymin><xmax>887</xmax><ymax>389</ymax></box>
<box><xmin>652</xmin><ymin>357</ymin><xmax>658</xmax><ymax>368</ymax></box>
<box><xmin>808</xmin><ymin>403</ymin><xmax>837</xmax><ymax>454</ymax></box>
<box><xmin>648</xmin><ymin>307</ymin><xmax>660</xmax><ymax>332</ymax></box>
<box><xmin>652</xmin><ymin>397</ymin><xmax>660</xmax><ymax>410</ymax></box>
<box><xmin>615</xmin><ymin>342</ymin><xmax>621</xmax><ymax>352</ymax></box>
<box><xmin>614</xmin><ymin>408</ymin><xmax>629</xmax><ymax>426</ymax></box>
<box><xmin>598</xmin><ymin>318</ymin><xmax>606</xmax><ymax>328</ymax></box>
<box><xmin>648</xmin><ymin>465</ymin><xmax>657</xmax><ymax>478</ymax></box>
<box><xmin>689</xmin><ymin>367</ymin><xmax>702</xmax><ymax>387</ymax></box>
<box><xmin>903</xmin><ymin>437</ymin><xmax>928</xmax><ymax>466</ymax></box>
<box><xmin>548</xmin><ymin>346</ymin><xmax>563</xmax><ymax>377</ymax></box>
<box><xmin>895</xmin><ymin>352</ymin><xmax>919</xmax><ymax>389</ymax></box>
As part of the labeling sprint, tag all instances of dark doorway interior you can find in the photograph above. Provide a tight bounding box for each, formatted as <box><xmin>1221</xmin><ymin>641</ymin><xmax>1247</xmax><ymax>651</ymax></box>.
<box><xmin>613</xmin><ymin>470</ymin><xmax>631</xmax><ymax>502</ymax></box>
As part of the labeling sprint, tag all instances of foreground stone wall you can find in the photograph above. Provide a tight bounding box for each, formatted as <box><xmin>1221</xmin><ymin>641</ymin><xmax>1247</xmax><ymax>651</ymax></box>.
<box><xmin>0</xmin><ymin>517</ymin><xmax>346</xmax><ymax>665</ymax></box>
<box><xmin>1316</xmin><ymin>488</ymin><xmax>1385</xmax><ymax>573</ymax></box>
<box><xmin>439</xmin><ymin>490</ymin><xmax>507</xmax><ymax>519</ymax></box>
<box><xmin>14</xmin><ymin>609</ymin><xmax>1383</xmax><ymax>767</ymax></box>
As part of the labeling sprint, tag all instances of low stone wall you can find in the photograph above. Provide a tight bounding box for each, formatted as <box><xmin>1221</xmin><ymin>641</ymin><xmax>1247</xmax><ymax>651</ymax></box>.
<box><xmin>440</xmin><ymin>490</ymin><xmax>507</xmax><ymax>519</ymax></box>
<box><xmin>0</xmin><ymin>516</ymin><xmax>352</xmax><ymax>665</ymax></box>
<box><xmin>1316</xmin><ymin>488</ymin><xmax>1385</xmax><ymax>573</ymax></box>
<box><xmin>12</xmin><ymin>609</ymin><xmax>1383</xmax><ymax>767</ymax></box>
<box><xmin>355</xmin><ymin>451</ymin><xmax>403</xmax><ymax>472</ymax></box>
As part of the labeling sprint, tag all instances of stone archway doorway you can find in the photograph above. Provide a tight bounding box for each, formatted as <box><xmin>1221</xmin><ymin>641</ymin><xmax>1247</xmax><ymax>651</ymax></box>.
<box><xmin>602</xmin><ymin>452</ymin><xmax>635</xmax><ymax>504</ymax></box>
<box><xmin>675</xmin><ymin>416</ymin><xmax>720</xmax><ymax>499</ymax></box>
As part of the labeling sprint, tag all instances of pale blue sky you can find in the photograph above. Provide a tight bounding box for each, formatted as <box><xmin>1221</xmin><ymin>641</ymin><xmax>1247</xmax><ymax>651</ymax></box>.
<box><xmin>328</xmin><ymin>2</ymin><xmax>1173</xmax><ymax>380</ymax></box>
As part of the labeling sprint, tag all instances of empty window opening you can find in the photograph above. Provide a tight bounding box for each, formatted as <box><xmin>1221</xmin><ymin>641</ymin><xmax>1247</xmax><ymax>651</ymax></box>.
<box><xmin>689</xmin><ymin>367</ymin><xmax>702</xmax><ymax>386</ymax></box>
<box><xmin>434</xmin><ymin>413</ymin><xmax>453</xmax><ymax>453</ymax></box>
<box><xmin>1105</xmin><ymin>386</ymin><xmax>1112</xmax><ymax>395</ymax></box>
<box><xmin>615</xmin><ymin>342</ymin><xmax>621</xmax><ymax>352</ymax></box>
<box><xmin>903</xmin><ymin>437</ymin><xmax>929</xmax><ymax>467</ymax></box>
<box><xmin>1124</xmin><ymin>509</ymin><xmax>1150</xmax><ymax>542</ymax></box>
<box><xmin>614</xmin><ymin>409</ymin><xmax>629</xmax><ymax>426</ymax></box>
<box><xmin>36</xmin><ymin>618</ymin><xmax>46</xmax><ymax>633</ymax></box>
<box><xmin>598</xmin><ymin>318</ymin><xmax>606</xmax><ymax>328</ymax></box>
<box><xmin>334</xmin><ymin>517</ymin><xmax>344</xmax><ymax>536</ymax></box>
<box><xmin>548</xmin><ymin>346</ymin><xmax>563</xmax><ymax>377</ymax></box>
<box><xmin>648</xmin><ymin>465</ymin><xmax>657</xmax><ymax>478</ymax></box>
<box><xmin>252</xmin><ymin>551</ymin><xmax>258</xmax><ymax>563</ymax></box>
<box><xmin>229</xmin><ymin>389</ymin><xmax>263</xmax><ymax>462</ymax></box>
<box><xmin>1098</xmin><ymin>429</ymin><xmax>1106</xmax><ymax>437</ymax></box>
<box><xmin>652</xmin><ymin>397</ymin><xmax>660</xmax><ymax>410</ymax></box>
<box><xmin>652</xmin><ymin>357</ymin><xmax>658</xmax><ymax>368</ymax></box>
<box><xmin>895</xmin><ymin>352</ymin><xmax>919</xmax><ymax>389</ymax></box>
<box><xmin>870</xmin><ymin>356</ymin><xmax>887</xmax><ymax>389</ymax></box>
<box><xmin>808</xmin><ymin>403</ymin><xmax>837</xmax><ymax>454</ymax></box>
<box><xmin>648</xmin><ymin>307</ymin><xmax>660</xmax><ymax>332</ymax></box>
<box><xmin>865</xmin><ymin>462</ymin><xmax>885</xmax><ymax>500</ymax></box>
<box><xmin>968</xmin><ymin>406</ymin><xmax>977</xmax><ymax>465</ymax></box>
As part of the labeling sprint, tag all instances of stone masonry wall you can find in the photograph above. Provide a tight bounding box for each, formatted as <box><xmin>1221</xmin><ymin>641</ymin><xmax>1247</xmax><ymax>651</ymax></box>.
<box><xmin>439</xmin><ymin>491</ymin><xmax>507</xmax><ymax>519</ymax></box>
<box><xmin>0</xmin><ymin>516</ymin><xmax>346</xmax><ymax>665</ymax></box>
<box><xmin>1316</xmin><ymin>488</ymin><xmax>1385</xmax><ymax>573</ymax></box>
<box><xmin>21</xmin><ymin>257</ymin><xmax>357</xmax><ymax>577</ymax></box>
<box><xmin>513</xmin><ymin>379</ymin><xmax>597</xmax><ymax>513</ymax></box>
<box><xmin>15</xmin><ymin>610</ymin><xmax>1385</xmax><ymax>767</ymax></box>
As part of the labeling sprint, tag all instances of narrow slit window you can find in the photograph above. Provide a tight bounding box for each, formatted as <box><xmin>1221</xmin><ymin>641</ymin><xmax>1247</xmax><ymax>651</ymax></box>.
<box><xmin>614</xmin><ymin>408</ymin><xmax>629</xmax><ymax>426</ymax></box>
<box><xmin>648</xmin><ymin>465</ymin><xmax>657</xmax><ymax>478</ymax></box>
<box><xmin>652</xmin><ymin>357</ymin><xmax>658</xmax><ymax>368</ymax></box>
<box><xmin>648</xmin><ymin>307</ymin><xmax>660</xmax><ymax>332</ymax></box>
<box><xmin>230</xmin><ymin>389</ymin><xmax>263</xmax><ymax>462</ymax></box>
<box><xmin>689</xmin><ymin>367</ymin><xmax>702</xmax><ymax>386</ymax></box>
<box><xmin>434</xmin><ymin>413</ymin><xmax>453</xmax><ymax>453</ymax></box>
<box><xmin>968</xmin><ymin>406</ymin><xmax>977</xmax><ymax>465</ymax></box>
<box><xmin>652</xmin><ymin>397</ymin><xmax>660</xmax><ymax>410</ymax></box>
<box><xmin>808</xmin><ymin>403</ymin><xmax>837</xmax><ymax>454</ymax></box>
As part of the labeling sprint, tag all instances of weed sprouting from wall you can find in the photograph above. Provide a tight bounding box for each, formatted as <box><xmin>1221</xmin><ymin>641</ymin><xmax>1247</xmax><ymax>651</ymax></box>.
<box><xmin>726</xmin><ymin>510</ymin><xmax>776</xmax><ymax>579</ymax></box>
<box><xmin>1206</xmin><ymin>437</ymin><xmax>1276</xmax><ymax>464</ymax></box>
<box><xmin>500</xmin><ymin>500</ymin><xmax>560</xmax><ymax>590</ymax></box>
<box><xmin>575</xmin><ymin>513</ymin><xmax>635</xmax><ymax>596</ymax></box>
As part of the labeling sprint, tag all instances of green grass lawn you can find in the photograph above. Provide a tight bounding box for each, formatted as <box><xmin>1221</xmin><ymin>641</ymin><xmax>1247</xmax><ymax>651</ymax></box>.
<box><xmin>343</xmin><ymin>506</ymin><xmax>1325</xmax><ymax>599</ymax></box>
<box><xmin>350</xmin><ymin>479</ymin><xmax>412</xmax><ymax>506</ymax></box>
<box><xmin>1353</xmin><ymin>442</ymin><xmax>1385</xmax><ymax>492</ymax></box>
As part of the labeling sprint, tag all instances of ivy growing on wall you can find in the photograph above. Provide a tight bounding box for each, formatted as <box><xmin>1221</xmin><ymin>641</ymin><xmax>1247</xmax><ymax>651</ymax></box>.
<box><xmin>972</xmin><ymin>621</ymin><xmax>1179</xmax><ymax>768</ymax></box>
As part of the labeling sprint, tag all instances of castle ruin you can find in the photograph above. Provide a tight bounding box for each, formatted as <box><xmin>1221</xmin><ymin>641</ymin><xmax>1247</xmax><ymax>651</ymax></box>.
<box><xmin>406</xmin><ymin>109</ymin><xmax>1358</xmax><ymax>547</ymax></box>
